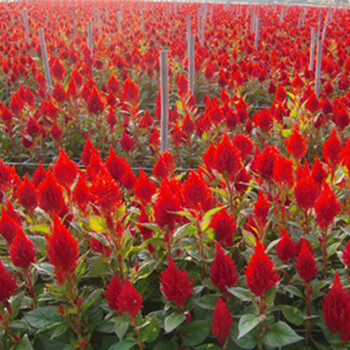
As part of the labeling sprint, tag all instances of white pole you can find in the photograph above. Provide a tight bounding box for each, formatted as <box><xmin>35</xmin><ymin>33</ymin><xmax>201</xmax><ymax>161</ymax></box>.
<box><xmin>87</xmin><ymin>21</ymin><xmax>93</xmax><ymax>56</ymax></box>
<box><xmin>188</xmin><ymin>35</ymin><xmax>195</xmax><ymax>93</ymax></box>
<box><xmin>315</xmin><ymin>38</ymin><xmax>322</xmax><ymax>98</ymax></box>
<box><xmin>309</xmin><ymin>27</ymin><xmax>316</xmax><ymax>71</ymax></box>
<box><xmin>254</xmin><ymin>16</ymin><xmax>260</xmax><ymax>50</ymax></box>
<box><xmin>24</xmin><ymin>9</ymin><xmax>29</xmax><ymax>43</ymax></box>
<box><xmin>38</xmin><ymin>28</ymin><xmax>52</xmax><ymax>94</ymax></box>
<box><xmin>160</xmin><ymin>51</ymin><xmax>169</xmax><ymax>154</ymax></box>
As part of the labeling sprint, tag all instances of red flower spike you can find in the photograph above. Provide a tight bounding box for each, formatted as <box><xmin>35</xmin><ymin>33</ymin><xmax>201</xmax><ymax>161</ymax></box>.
<box><xmin>212</xmin><ymin>297</ymin><xmax>233</xmax><ymax>345</ymax></box>
<box><xmin>322</xmin><ymin>272</ymin><xmax>350</xmax><ymax>343</ymax></box>
<box><xmin>50</xmin><ymin>121</ymin><xmax>63</xmax><ymax>141</ymax></box>
<box><xmin>153</xmin><ymin>151</ymin><xmax>174</xmax><ymax>180</ymax></box>
<box><xmin>244</xmin><ymin>240</ymin><xmax>280</xmax><ymax>297</ymax></box>
<box><xmin>117</xmin><ymin>280</ymin><xmax>143</xmax><ymax>319</ymax></box>
<box><xmin>51</xmin><ymin>58</ymin><xmax>65</xmax><ymax>81</ymax></box>
<box><xmin>38</xmin><ymin>171</ymin><xmax>67</xmax><ymax>216</ymax></box>
<box><xmin>286</xmin><ymin>125</ymin><xmax>307</xmax><ymax>160</ymax></box>
<box><xmin>209</xmin><ymin>208</ymin><xmax>236</xmax><ymax>247</ymax></box>
<box><xmin>311</xmin><ymin>157</ymin><xmax>328</xmax><ymax>186</ymax></box>
<box><xmin>275</xmin><ymin>229</ymin><xmax>298</xmax><ymax>264</ymax></box>
<box><xmin>10</xmin><ymin>228</ymin><xmax>36</xmax><ymax>269</ymax></box>
<box><xmin>306</xmin><ymin>91</ymin><xmax>320</xmax><ymax>113</ymax></box>
<box><xmin>275</xmin><ymin>84</ymin><xmax>287</xmax><ymax>102</ymax></box>
<box><xmin>81</xmin><ymin>136</ymin><xmax>99</xmax><ymax>168</ymax></box>
<box><xmin>323</xmin><ymin>128</ymin><xmax>341</xmax><ymax>171</ymax></box>
<box><xmin>105</xmin><ymin>276</ymin><xmax>123</xmax><ymax>312</ymax></box>
<box><xmin>0</xmin><ymin>208</ymin><xmax>19</xmax><ymax>244</ymax></box>
<box><xmin>47</xmin><ymin>214</ymin><xmax>79</xmax><ymax>284</ymax></box>
<box><xmin>295</xmin><ymin>240</ymin><xmax>317</xmax><ymax>285</ymax></box>
<box><xmin>121</xmin><ymin>166</ymin><xmax>137</xmax><ymax>191</ymax></box>
<box><xmin>87</xmin><ymin>87</ymin><xmax>104</xmax><ymax>114</ymax></box>
<box><xmin>209</xmin><ymin>242</ymin><xmax>238</xmax><ymax>293</ymax></box>
<box><xmin>134</xmin><ymin>169</ymin><xmax>157</xmax><ymax>205</ymax></box>
<box><xmin>314</xmin><ymin>181</ymin><xmax>341</xmax><ymax>230</ymax></box>
<box><xmin>294</xmin><ymin>175</ymin><xmax>320</xmax><ymax>212</ymax></box>
<box><xmin>213</xmin><ymin>133</ymin><xmax>241</xmax><ymax>179</ymax></box>
<box><xmin>253</xmin><ymin>191</ymin><xmax>270</xmax><ymax>231</ymax></box>
<box><xmin>273</xmin><ymin>156</ymin><xmax>294</xmax><ymax>188</ymax></box>
<box><xmin>120</xmin><ymin>130</ymin><xmax>134</xmax><ymax>153</ymax></box>
<box><xmin>342</xmin><ymin>240</ymin><xmax>350</xmax><ymax>269</ymax></box>
<box><xmin>72</xmin><ymin>175</ymin><xmax>90</xmax><ymax>212</ymax></box>
<box><xmin>160</xmin><ymin>255</ymin><xmax>193</xmax><ymax>308</ymax></box>
<box><xmin>90</xmin><ymin>235</ymin><xmax>111</xmax><ymax>257</ymax></box>
<box><xmin>232</xmin><ymin>134</ymin><xmax>254</xmax><ymax>161</ymax></box>
<box><xmin>182</xmin><ymin>170</ymin><xmax>213</xmax><ymax>212</ymax></box>
<box><xmin>53</xmin><ymin>148</ymin><xmax>79</xmax><ymax>188</ymax></box>
<box><xmin>32</xmin><ymin>161</ymin><xmax>47</xmax><ymax>188</ymax></box>
<box><xmin>107</xmin><ymin>74</ymin><xmax>120</xmax><ymax>94</ymax></box>
<box><xmin>254</xmin><ymin>145</ymin><xmax>280</xmax><ymax>181</ymax></box>
<box><xmin>16</xmin><ymin>174</ymin><xmax>37</xmax><ymax>213</ymax></box>
<box><xmin>137</xmin><ymin>207</ymin><xmax>153</xmax><ymax>240</ymax></box>
<box><xmin>121</xmin><ymin>76</ymin><xmax>139</xmax><ymax>106</ymax></box>
<box><xmin>0</xmin><ymin>259</ymin><xmax>18</xmax><ymax>303</ymax></box>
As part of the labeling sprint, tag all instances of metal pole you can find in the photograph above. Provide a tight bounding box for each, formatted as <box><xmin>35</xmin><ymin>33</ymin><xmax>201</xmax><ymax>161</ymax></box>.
<box><xmin>160</xmin><ymin>51</ymin><xmax>169</xmax><ymax>154</ymax></box>
<box><xmin>188</xmin><ymin>35</ymin><xmax>195</xmax><ymax>94</ymax></box>
<box><xmin>38</xmin><ymin>28</ymin><xmax>52</xmax><ymax>94</ymax></box>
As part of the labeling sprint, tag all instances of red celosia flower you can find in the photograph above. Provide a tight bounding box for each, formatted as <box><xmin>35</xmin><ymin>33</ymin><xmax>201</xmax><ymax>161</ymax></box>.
<box><xmin>154</xmin><ymin>178</ymin><xmax>182</xmax><ymax>231</ymax></box>
<box><xmin>275</xmin><ymin>229</ymin><xmax>298</xmax><ymax>264</ymax></box>
<box><xmin>182</xmin><ymin>170</ymin><xmax>213</xmax><ymax>212</ymax></box>
<box><xmin>107</xmin><ymin>74</ymin><xmax>120</xmax><ymax>94</ymax></box>
<box><xmin>232</xmin><ymin>134</ymin><xmax>254</xmax><ymax>161</ymax></box>
<box><xmin>275</xmin><ymin>84</ymin><xmax>287</xmax><ymax>102</ymax></box>
<box><xmin>53</xmin><ymin>148</ymin><xmax>79</xmax><ymax>188</ymax></box>
<box><xmin>235</xmin><ymin>167</ymin><xmax>252</xmax><ymax>194</ymax></box>
<box><xmin>311</xmin><ymin>157</ymin><xmax>328</xmax><ymax>186</ymax></box>
<box><xmin>17</xmin><ymin>174</ymin><xmax>37</xmax><ymax>213</ymax></box>
<box><xmin>209</xmin><ymin>242</ymin><xmax>238</xmax><ymax>293</ymax></box>
<box><xmin>244</xmin><ymin>240</ymin><xmax>280</xmax><ymax>297</ymax></box>
<box><xmin>253</xmin><ymin>191</ymin><xmax>270</xmax><ymax>231</ymax></box>
<box><xmin>0</xmin><ymin>207</ymin><xmax>20</xmax><ymax>244</ymax></box>
<box><xmin>286</xmin><ymin>125</ymin><xmax>307</xmax><ymax>160</ymax></box>
<box><xmin>273</xmin><ymin>156</ymin><xmax>294</xmax><ymax>188</ymax></box>
<box><xmin>46</xmin><ymin>214</ymin><xmax>79</xmax><ymax>284</ymax></box>
<box><xmin>254</xmin><ymin>144</ymin><xmax>280</xmax><ymax>181</ymax></box>
<box><xmin>0</xmin><ymin>159</ymin><xmax>13</xmax><ymax>193</ymax></box>
<box><xmin>254</xmin><ymin>108</ymin><xmax>272</xmax><ymax>133</ymax></box>
<box><xmin>342</xmin><ymin>240</ymin><xmax>350</xmax><ymax>269</ymax></box>
<box><xmin>32</xmin><ymin>161</ymin><xmax>47</xmax><ymax>188</ymax></box>
<box><xmin>314</xmin><ymin>181</ymin><xmax>341</xmax><ymax>230</ymax></box>
<box><xmin>160</xmin><ymin>255</ymin><xmax>193</xmax><ymax>308</ymax></box>
<box><xmin>210</xmin><ymin>208</ymin><xmax>236</xmax><ymax>247</ymax></box>
<box><xmin>182</xmin><ymin>114</ymin><xmax>195</xmax><ymax>135</ymax></box>
<box><xmin>306</xmin><ymin>91</ymin><xmax>320</xmax><ymax>113</ymax></box>
<box><xmin>10</xmin><ymin>228</ymin><xmax>36</xmax><ymax>268</ymax></box>
<box><xmin>120</xmin><ymin>130</ymin><xmax>134</xmax><ymax>153</ymax></box>
<box><xmin>323</xmin><ymin>128</ymin><xmax>341</xmax><ymax>172</ymax></box>
<box><xmin>51</xmin><ymin>58</ymin><xmax>65</xmax><ymax>81</ymax></box>
<box><xmin>72</xmin><ymin>175</ymin><xmax>90</xmax><ymax>212</ymax></box>
<box><xmin>213</xmin><ymin>133</ymin><xmax>241</xmax><ymax>179</ymax></box>
<box><xmin>87</xmin><ymin>87</ymin><xmax>104</xmax><ymax>114</ymax></box>
<box><xmin>0</xmin><ymin>259</ymin><xmax>18</xmax><ymax>303</ymax></box>
<box><xmin>81</xmin><ymin>136</ymin><xmax>99</xmax><ymax>168</ymax></box>
<box><xmin>121</xmin><ymin>76</ymin><xmax>139</xmax><ymax>105</ymax></box>
<box><xmin>86</xmin><ymin>151</ymin><xmax>104</xmax><ymax>182</ymax></box>
<box><xmin>294</xmin><ymin>175</ymin><xmax>320</xmax><ymax>212</ymax></box>
<box><xmin>90</xmin><ymin>235</ymin><xmax>111</xmax><ymax>257</ymax></box>
<box><xmin>295</xmin><ymin>240</ymin><xmax>317</xmax><ymax>285</ymax></box>
<box><xmin>105</xmin><ymin>275</ymin><xmax>123</xmax><ymax>311</ymax></box>
<box><xmin>134</xmin><ymin>169</ymin><xmax>157</xmax><ymax>205</ymax></box>
<box><xmin>49</xmin><ymin>121</ymin><xmax>63</xmax><ymax>141</ymax></box>
<box><xmin>105</xmin><ymin>146</ymin><xmax>128</xmax><ymax>183</ymax></box>
<box><xmin>137</xmin><ymin>207</ymin><xmax>153</xmax><ymax>240</ymax></box>
<box><xmin>90</xmin><ymin>167</ymin><xmax>122</xmax><ymax>213</ymax></box>
<box><xmin>117</xmin><ymin>280</ymin><xmax>143</xmax><ymax>319</ymax></box>
<box><xmin>121</xmin><ymin>166</ymin><xmax>137</xmax><ymax>191</ymax></box>
<box><xmin>153</xmin><ymin>151</ymin><xmax>174</xmax><ymax>180</ymax></box>
<box><xmin>52</xmin><ymin>83</ymin><xmax>67</xmax><ymax>103</ymax></box>
<box><xmin>38</xmin><ymin>171</ymin><xmax>67</xmax><ymax>216</ymax></box>
<box><xmin>212</xmin><ymin>297</ymin><xmax>233</xmax><ymax>345</ymax></box>
<box><xmin>322</xmin><ymin>272</ymin><xmax>350</xmax><ymax>343</ymax></box>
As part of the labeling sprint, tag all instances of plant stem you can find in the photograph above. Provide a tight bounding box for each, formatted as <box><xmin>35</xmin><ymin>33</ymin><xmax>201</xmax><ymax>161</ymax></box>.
<box><xmin>133</xmin><ymin>317</ymin><xmax>144</xmax><ymax>350</ymax></box>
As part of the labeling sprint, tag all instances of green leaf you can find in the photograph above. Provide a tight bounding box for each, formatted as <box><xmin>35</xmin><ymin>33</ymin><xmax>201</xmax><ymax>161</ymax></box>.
<box><xmin>27</xmin><ymin>224</ymin><xmax>51</xmax><ymax>234</ymax></box>
<box><xmin>32</xmin><ymin>262</ymin><xmax>55</xmax><ymax>277</ymax></box>
<box><xmin>195</xmin><ymin>294</ymin><xmax>217</xmax><ymax>310</ymax></box>
<box><xmin>153</xmin><ymin>340</ymin><xmax>177</xmax><ymax>350</ymax></box>
<box><xmin>24</xmin><ymin>306</ymin><xmax>64</xmax><ymax>329</ymax></box>
<box><xmin>10</xmin><ymin>291</ymin><xmax>25</xmax><ymax>320</ymax></box>
<box><xmin>195</xmin><ymin>344</ymin><xmax>221</xmax><ymax>350</ymax></box>
<box><xmin>283</xmin><ymin>285</ymin><xmax>304</xmax><ymax>298</ymax></box>
<box><xmin>227</xmin><ymin>287</ymin><xmax>254</xmax><ymax>301</ymax></box>
<box><xmin>113</xmin><ymin>317</ymin><xmax>130</xmax><ymax>340</ymax></box>
<box><xmin>238</xmin><ymin>314</ymin><xmax>265</xmax><ymax>340</ymax></box>
<box><xmin>88</xmin><ymin>231</ymin><xmax>109</xmax><ymax>246</ymax></box>
<box><xmin>140</xmin><ymin>317</ymin><xmax>159</xmax><ymax>343</ymax></box>
<box><xmin>89</xmin><ymin>215</ymin><xmax>107</xmax><ymax>233</ymax></box>
<box><xmin>14</xmin><ymin>335</ymin><xmax>34</xmax><ymax>350</ymax></box>
<box><xmin>164</xmin><ymin>313</ymin><xmax>186</xmax><ymax>334</ymax></box>
<box><xmin>81</xmin><ymin>289</ymin><xmax>102</xmax><ymax>312</ymax></box>
<box><xmin>183</xmin><ymin>320</ymin><xmax>211</xmax><ymax>347</ymax></box>
<box><xmin>139</xmin><ymin>223</ymin><xmax>164</xmax><ymax>235</ymax></box>
<box><xmin>108</xmin><ymin>339</ymin><xmax>136</xmax><ymax>350</ymax></box>
<box><xmin>262</xmin><ymin>321</ymin><xmax>303</xmax><ymax>347</ymax></box>
<box><xmin>278</xmin><ymin>305</ymin><xmax>304</xmax><ymax>326</ymax></box>
<box><xmin>234</xmin><ymin>330</ymin><xmax>257</xmax><ymax>349</ymax></box>
<box><xmin>50</xmin><ymin>323</ymin><xmax>68</xmax><ymax>339</ymax></box>
<box><xmin>203</xmin><ymin>206</ymin><xmax>225</xmax><ymax>220</ymax></box>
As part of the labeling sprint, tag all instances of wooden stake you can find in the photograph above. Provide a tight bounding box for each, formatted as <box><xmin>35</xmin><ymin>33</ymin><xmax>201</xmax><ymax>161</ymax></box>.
<box><xmin>38</xmin><ymin>28</ymin><xmax>52</xmax><ymax>94</ymax></box>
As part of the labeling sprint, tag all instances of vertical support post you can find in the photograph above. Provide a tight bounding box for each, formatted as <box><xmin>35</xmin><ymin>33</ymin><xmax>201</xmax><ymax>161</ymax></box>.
<box><xmin>160</xmin><ymin>51</ymin><xmax>169</xmax><ymax>154</ymax></box>
<box><xmin>24</xmin><ymin>9</ymin><xmax>29</xmax><ymax>42</ymax></box>
<box><xmin>140</xmin><ymin>7</ymin><xmax>144</xmax><ymax>31</ymax></box>
<box><xmin>187</xmin><ymin>14</ymin><xmax>191</xmax><ymax>39</ymax></box>
<box><xmin>87</xmin><ymin>21</ymin><xmax>93</xmax><ymax>56</ymax></box>
<box><xmin>201</xmin><ymin>10</ymin><xmax>205</xmax><ymax>46</ymax></box>
<box><xmin>72</xmin><ymin>6</ymin><xmax>76</xmax><ymax>40</ymax></box>
<box><xmin>254</xmin><ymin>16</ymin><xmax>260</xmax><ymax>50</ymax></box>
<box><xmin>315</xmin><ymin>38</ymin><xmax>322</xmax><ymax>98</ymax></box>
<box><xmin>38</xmin><ymin>28</ymin><xmax>52</xmax><ymax>94</ymax></box>
<box><xmin>321</xmin><ymin>11</ymin><xmax>329</xmax><ymax>44</ymax></box>
<box><xmin>152</xmin><ymin>3</ymin><xmax>155</xmax><ymax>22</ymax></box>
<box><xmin>117</xmin><ymin>11</ymin><xmax>122</xmax><ymax>33</ymax></box>
<box><xmin>309</xmin><ymin>27</ymin><xmax>316</xmax><ymax>71</ymax></box>
<box><xmin>105</xmin><ymin>7</ymin><xmax>108</xmax><ymax>22</ymax></box>
<box><xmin>197</xmin><ymin>8</ymin><xmax>201</xmax><ymax>40</ymax></box>
<box><xmin>188</xmin><ymin>34</ymin><xmax>195</xmax><ymax>94</ymax></box>
<box><xmin>98</xmin><ymin>10</ymin><xmax>102</xmax><ymax>37</ymax></box>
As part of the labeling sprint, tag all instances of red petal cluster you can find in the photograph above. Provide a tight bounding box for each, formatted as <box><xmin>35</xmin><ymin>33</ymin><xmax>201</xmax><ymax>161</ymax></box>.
<box><xmin>160</xmin><ymin>255</ymin><xmax>193</xmax><ymax>308</ymax></box>
<box><xmin>295</xmin><ymin>240</ymin><xmax>317</xmax><ymax>285</ymax></box>
<box><xmin>10</xmin><ymin>228</ymin><xmax>36</xmax><ymax>269</ymax></box>
<box><xmin>209</xmin><ymin>208</ymin><xmax>236</xmax><ymax>247</ymax></box>
<box><xmin>0</xmin><ymin>259</ymin><xmax>18</xmax><ymax>303</ymax></box>
<box><xmin>212</xmin><ymin>297</ymin><xmax>233</xmax><ymax>345</ymax></box>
